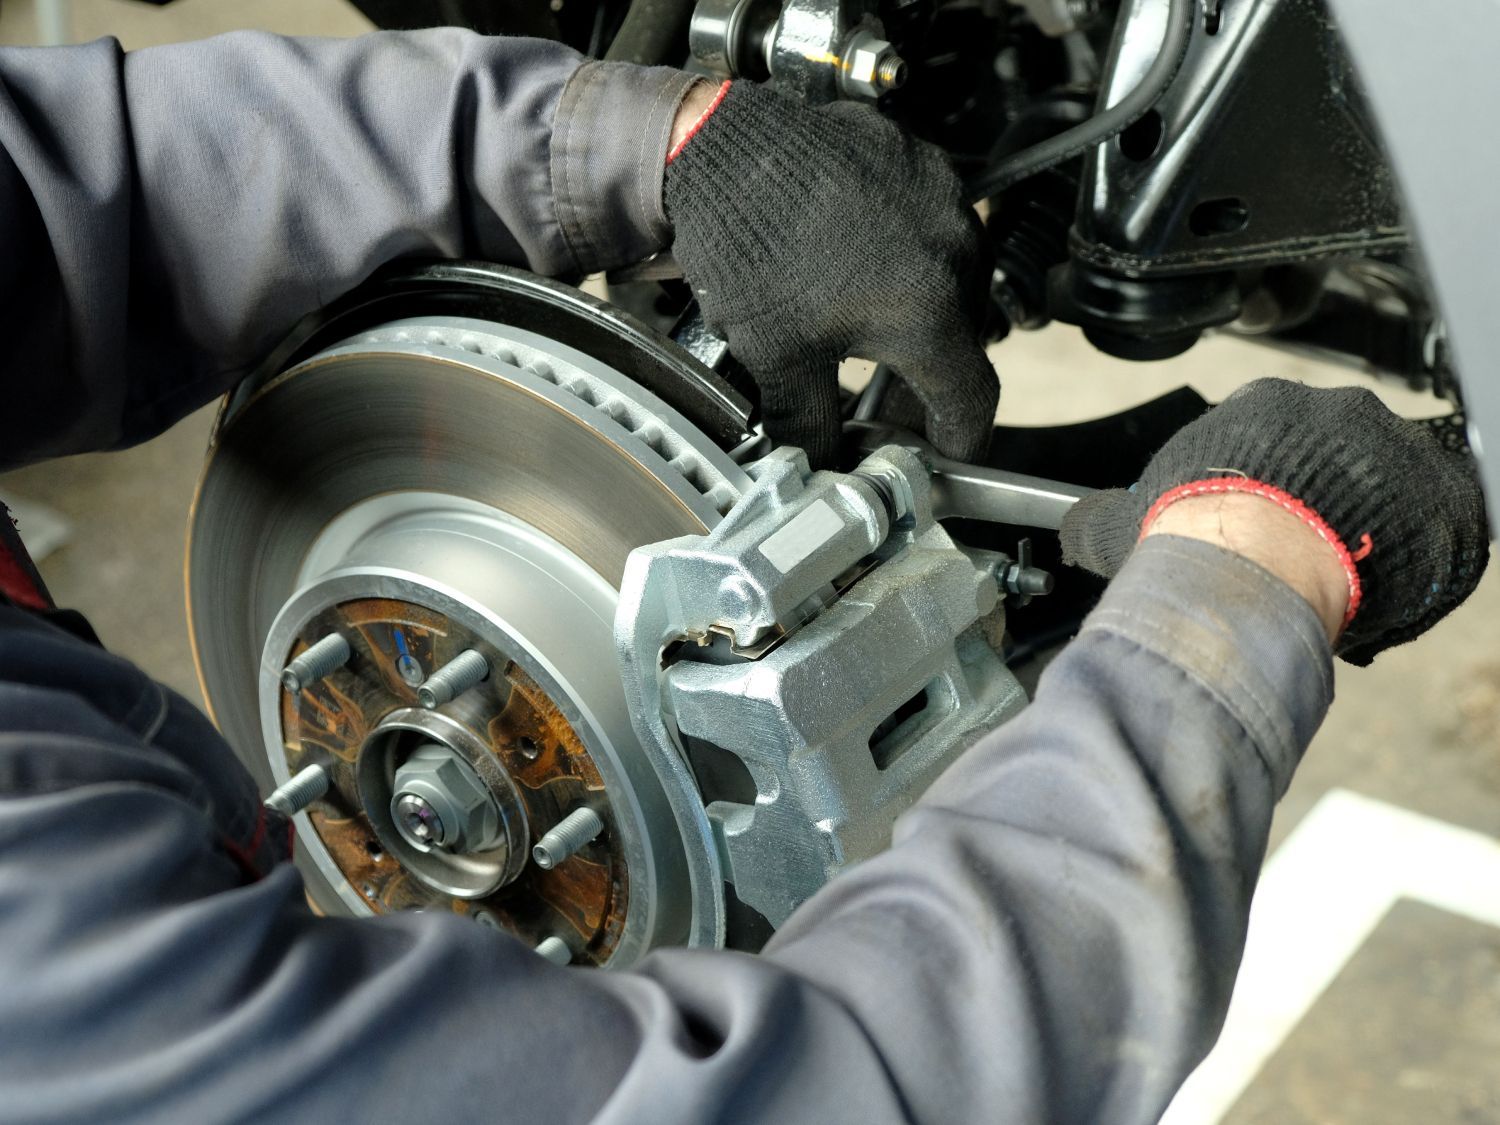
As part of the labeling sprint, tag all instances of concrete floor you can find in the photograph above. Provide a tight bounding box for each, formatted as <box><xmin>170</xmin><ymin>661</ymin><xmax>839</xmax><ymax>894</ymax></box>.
<box><xmin>3</xmin><ymin>2</ymin><xmax>1498</xmax><ymax>1122</ymax></box>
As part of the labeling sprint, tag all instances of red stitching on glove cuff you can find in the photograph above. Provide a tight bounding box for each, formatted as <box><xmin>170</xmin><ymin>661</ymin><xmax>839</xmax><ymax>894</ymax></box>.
<box><xmin>219</xmin><ymin>805</ymin><xmax>270</xmax><ymax>883</ymax></box>
<box><xmin>0</xmin><ymin>505</ymin><xmax>53</xmax><ymax>611</ymax></box>
<box><xmin>1139</xmin><ymin>477</ymin><xmax>1363</xmax><ymax>631</ymax></box>
<box><xmin>666</xmin><ymin>80</ymin><xmax>731</xmax><ymax>165</ymax></box>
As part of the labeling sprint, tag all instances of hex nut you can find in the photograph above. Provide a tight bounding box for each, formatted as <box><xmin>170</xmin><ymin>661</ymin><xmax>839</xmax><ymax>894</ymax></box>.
<box><xmin>839</xmin><ymin>32</ymin><xmax>904</xmax><ymax>100</ymax></box>
<box><xmin>390</xmin><ymin>744</ymin><xmax>503</xmax><ymax>854</ymax></box>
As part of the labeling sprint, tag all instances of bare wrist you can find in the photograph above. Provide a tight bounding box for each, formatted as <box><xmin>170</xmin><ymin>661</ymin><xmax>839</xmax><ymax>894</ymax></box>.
<box><xmin>1144</xmin><ymin>493</ymin><xmax>1351</xmax><ymax>643</ymax></box>
<box><xmin>668</xmin><ymin>80</ymin><xmax>723</xmax><ymax>162</ymax></box>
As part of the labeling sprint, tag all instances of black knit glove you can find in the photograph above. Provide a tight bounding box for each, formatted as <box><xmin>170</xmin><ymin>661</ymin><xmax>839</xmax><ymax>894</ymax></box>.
<box><xmin>1059</xmin><ymin>379</ymin><xmax>1490</xmax><ymax>664</ymax></box>
<box><xmin>663</xmin><ymin>81</ymin><xmax>998</xmax><ymax>467</ymax></box>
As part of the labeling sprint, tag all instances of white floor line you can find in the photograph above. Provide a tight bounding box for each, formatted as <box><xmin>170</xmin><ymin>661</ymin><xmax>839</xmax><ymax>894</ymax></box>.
<box><xmin>2</xmin><ymin>494</ymin><xmax>72</xmax><ymax>562</ymax></box>
<box><xmin>1159</xmin><ymin>788</ymin><xmax>1500</xmax><ymax>1125</ymax></box>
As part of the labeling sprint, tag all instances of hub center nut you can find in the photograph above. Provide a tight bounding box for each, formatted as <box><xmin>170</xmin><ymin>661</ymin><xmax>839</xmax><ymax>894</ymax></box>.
<box><xmin>394</xmin><ymin>792</ymin><xmax>446</xmax><ymax>846</ymax></box>
<box><xmin>390</xmin><ymin>743</ymin><xmax>504</xmax><ymax>854</ymax></box>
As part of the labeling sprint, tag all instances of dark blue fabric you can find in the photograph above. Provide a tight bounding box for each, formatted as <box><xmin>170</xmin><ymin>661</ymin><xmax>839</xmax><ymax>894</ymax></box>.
<box><xmin>0</xmin><ymin>606</ymin><xmax>289</xmax><ymax>877</ymax></box>
<box><xmin>0</xmin><ymin>33</ymin><xmax>692</xmax><ymax>468</ymax></box>
<box><xmin>0</xmin><ymin>540</ymin><xmax>1334</xmax><ymax>1123</ymax></box>
<box><xmin>0</xmin><ymin>30</ymin><xmax>1340</xmax><ymax>1124</ymax></box>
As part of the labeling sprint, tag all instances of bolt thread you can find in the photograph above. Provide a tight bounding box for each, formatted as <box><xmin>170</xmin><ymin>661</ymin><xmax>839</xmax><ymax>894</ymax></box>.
<box><xmin>532</xmin><ymin>807</ymin><xmax>604</xmax><ymax>869</ymax></box>
<box><xmin>264</xmin><ymin>764</ymin><xmax>330</xmax><ymax>816</ymax></box>
<box><xmin>876</xmin><ymin>54</ymin><xmax>907</xmax><ymax>90</ymax></box>
<box><xmin>418</xmin><ymin>649</ymin><xmax>490</xmax><ymax>709</ymax></box>
<box><xmin>534</xmin><ymin>936</ymin><xmax>572</xmax><ymax>965</ymax></box>
<box><xmin>281</xmin><ymin>633</ymin><xmax>350</xmax><ymax>693</ymax></box>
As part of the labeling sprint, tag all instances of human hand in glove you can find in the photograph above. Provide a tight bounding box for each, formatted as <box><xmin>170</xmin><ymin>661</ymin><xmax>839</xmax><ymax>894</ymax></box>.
<box><xmin>663</xmin><ymin>80</ymin><xmax>998</xmax><ymax>467</ymax></box>
<box><xmin>1059</xmin><ymin>378</ymin><xmax>1490</xmax><ymax>664</ymax></box>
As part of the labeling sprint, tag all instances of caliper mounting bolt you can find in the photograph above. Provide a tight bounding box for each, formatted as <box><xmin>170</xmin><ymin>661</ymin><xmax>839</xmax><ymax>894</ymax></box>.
<box><xmin>532</xmin><ymin>807</ymin><xmax>604</xmax><ymax>870</ymax></box>
<box><xmin>280</xmin><ymin>633</ymin><xmax>351</xmax><ymax>693</ymax></box>
<box><xmin>535</xmin><ymin>936</ymin><xmax>573</xmax><ymax>966</ymax></box>
<box><xmin>264</xmin><ymin>763</ymin><xmax>330</xmax><ymax>816</ymax></box>
<box><xmin>418</xmin><ymin>649</ymin><xmax>490</xmax><ymax>709</ymax></box>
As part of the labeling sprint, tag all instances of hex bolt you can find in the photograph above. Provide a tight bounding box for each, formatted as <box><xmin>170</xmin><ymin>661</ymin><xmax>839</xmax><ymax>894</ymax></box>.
<box><xmin>531</xmin><ymin>807</ymin><xmax>604</xmax><ymax>870</ymax></box>
<box><xmin>534</xmin><ymin>936</ymin><xmax>572</xmax><ymax>966</ymax></box>
<box><xmin>264</xmin><ymin>764</ymin><xmax>330</xmax><ymax>816</ymax></box>
<box><xmin>417</xmin><ymin>649</ymin><xmax>489</xmax><ymax>709</ymax></box>
<box><xmin>280</xmin><ymin>633</ymin><xmax>351</xmax><ymax>693</ymax></box>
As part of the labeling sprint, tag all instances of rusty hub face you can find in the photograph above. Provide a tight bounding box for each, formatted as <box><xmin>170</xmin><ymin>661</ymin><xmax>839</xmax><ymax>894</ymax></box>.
<box><xmin>279</xmin><ymin>598</ymin><xmax>631</xmax><ymax>966</ymax></box>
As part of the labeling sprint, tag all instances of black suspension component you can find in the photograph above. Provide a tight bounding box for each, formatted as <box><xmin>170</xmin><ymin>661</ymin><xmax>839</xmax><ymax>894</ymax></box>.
<box><xmin>985</xmin><ymin>161</ymin><xmax>1081</xmax><ymax>339</ymax></box>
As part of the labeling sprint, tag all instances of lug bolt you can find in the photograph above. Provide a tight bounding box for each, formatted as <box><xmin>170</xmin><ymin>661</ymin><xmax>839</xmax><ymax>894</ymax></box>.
<box><xmin>532</xmin><ymin>807</ymin><xmax>604</xmax><ymax>870</ymax></box>
<box><xmin>264</xmin><ymin>763</ymin><xmax>330</xmax><ymax>816</ymax></box>
<box><xmin>418</xmin><ymin>649</ymin><xmax>489</xmax><ymax>709</ymax></box>
<box><xmin>280</xmin><ymin>633</ymin><xmax>351</xmax><ymax>693</ymax></box>
<box><xmin>535</xmin><ymin>936</ymin><xmax>572</xmax><ymax>965</ymax></box>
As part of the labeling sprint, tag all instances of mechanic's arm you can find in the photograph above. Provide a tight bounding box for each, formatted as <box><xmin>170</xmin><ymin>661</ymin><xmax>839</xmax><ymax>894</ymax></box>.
<box><xmin>0</xmin><ymin>36</ymin><xmax>996</xmax><ymax>471</ymax></box>
<box><xmin>0</xmin><ymin>525</ymin><xmax>1326</xmax><ymax>1124</ymax></box>
<box><xmin>1</xmin><ymin>381</ymin><xmax>1484</xmax><ymax>1122</ymax></box>
<box><xmin>0</xmin><ymin>31</ymin><xmax>697</xmax><ymax>466</ymax></box>
<box><xmin>0</xmin><ymin>523</ymin><xmax>1322</xmax><ymax>1123</ymax></box>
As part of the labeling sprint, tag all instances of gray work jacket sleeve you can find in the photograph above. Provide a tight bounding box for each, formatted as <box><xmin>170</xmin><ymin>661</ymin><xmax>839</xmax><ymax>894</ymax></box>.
<box><xmin>0</xmin><ymin>31</ymin><xmax>696</xmax><ymax>467</ymax></box>
<box><xmin>0</xmin><ymin>535</ymin><xmax>1334</xmax><ymax>1124</ymax></box>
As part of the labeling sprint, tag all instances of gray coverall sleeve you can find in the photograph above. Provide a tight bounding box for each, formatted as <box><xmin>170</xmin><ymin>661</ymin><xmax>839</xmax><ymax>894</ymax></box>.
<box><xmin>0</xmin><ymin>535</ymin><xmax>1334</xmax><ymax>1124</ymax></box>
<box><xmin>0</xmin><ymin>31</ymin><xmax>696</xmax><ymax>467</ymax></box>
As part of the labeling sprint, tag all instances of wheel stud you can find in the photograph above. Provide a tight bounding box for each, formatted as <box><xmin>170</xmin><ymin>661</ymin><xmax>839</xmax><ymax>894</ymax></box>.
<box><xmin>532</xmin><ymin>807</ymin><xmax>603</xmax><ymax>870</ymax></box>
<box><xmin>535</xmin><ymin>936</ymin><xmax>572</xmax><ymax>965</ymax></box>
<box><xmin>264</xmin><ymin>763</ymin><xmax>330</xmax><ymax>816</ymax></box>
<box><xmin>418</xmin><ymin>649</ymin><xmax>489</xmax><ymax>708</ymax></box>
<box><xmin>281</xmin><ymin>633</ymin><xmax>350</xmax><ymax>693</ymax></box>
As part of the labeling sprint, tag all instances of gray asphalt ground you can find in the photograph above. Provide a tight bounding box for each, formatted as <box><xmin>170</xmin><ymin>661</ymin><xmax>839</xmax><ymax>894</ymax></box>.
<box><xmin>4</xmin><ymin>2</ymin><xmax>1497</xmax><ymax>1121</ymax></box>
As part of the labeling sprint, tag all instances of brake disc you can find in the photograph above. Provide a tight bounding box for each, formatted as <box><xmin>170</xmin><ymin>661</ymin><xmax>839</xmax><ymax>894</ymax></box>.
<box><xmin>187</xmin><ymin>274</ymin><xmax>752</xmax><ymax>968</ymax></box>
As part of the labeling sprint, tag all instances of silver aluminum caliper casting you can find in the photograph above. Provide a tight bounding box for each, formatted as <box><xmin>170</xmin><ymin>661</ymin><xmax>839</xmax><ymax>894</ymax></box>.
<box><xmin>616</xmin><ymin>444</ymin><xmax>1030</xmax><ymax>939</ymax></box>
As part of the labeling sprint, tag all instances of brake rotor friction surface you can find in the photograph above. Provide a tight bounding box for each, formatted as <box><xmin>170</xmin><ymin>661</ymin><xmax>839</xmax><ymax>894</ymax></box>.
<box><xmin>189</xmin><ymin>308</ymin><xmax>752</xmax><ymax>963</ymax></box>
<box><xmin>282</xmin><ymin>599</ymin><xmax>629</xmax><ymax>965</ymax></box>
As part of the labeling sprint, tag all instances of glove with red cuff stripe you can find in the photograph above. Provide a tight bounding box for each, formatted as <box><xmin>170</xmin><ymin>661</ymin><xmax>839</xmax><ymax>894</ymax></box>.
<box><xmin>1059</xmin><ymin>378</ymin><xmax>1490</xmax><ymax>664</ymax></box>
